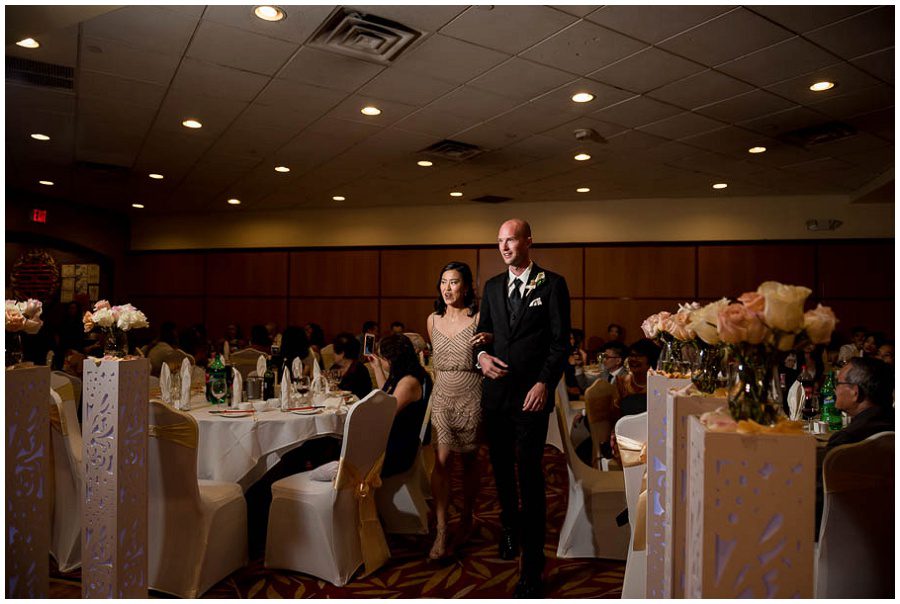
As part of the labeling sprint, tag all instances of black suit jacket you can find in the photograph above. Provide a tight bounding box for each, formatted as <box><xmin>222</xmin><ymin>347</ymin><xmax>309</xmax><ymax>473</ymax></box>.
<box><xmin>476</xmin><ymin>264</ymin><xmax>571</xmax><ymax>413</ymax></box>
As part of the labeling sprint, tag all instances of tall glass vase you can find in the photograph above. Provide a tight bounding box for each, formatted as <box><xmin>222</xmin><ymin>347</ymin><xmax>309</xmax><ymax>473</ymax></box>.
<box><xmin>691</xmin><ymin>341</ymin><xmax>720</xmax><ymax>394</ymax></box>
<box><xmin>102</xmin><ymin>327</ymin><xmax>128</xmax><ymax>358</ymax></box>
<box><xmin>657</xmin><ymin>333</ymin><xmax>686</xmax><ymax>374</ymax></box>
<box><xmin>5</xmin><ymin>332</ymin><xmax>24</xmax><ymax>367</ymax></box>
<box><xmin>727</xmin><ymin>343</ymin><xmax>783</xmax><ymax>425</ymax></box>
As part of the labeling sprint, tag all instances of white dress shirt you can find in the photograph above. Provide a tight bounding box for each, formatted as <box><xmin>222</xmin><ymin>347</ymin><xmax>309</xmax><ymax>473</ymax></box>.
<box><xmin>507</xmin><ymin>262</ymin><xmax>533</xmax><ymax>298</ymax></box>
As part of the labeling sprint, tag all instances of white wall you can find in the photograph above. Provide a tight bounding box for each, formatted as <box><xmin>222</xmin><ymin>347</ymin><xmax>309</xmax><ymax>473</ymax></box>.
<box><xmin>130</xmin><ymin>194</ymin><xmax>894</xmax><ymax>250</ymax></box>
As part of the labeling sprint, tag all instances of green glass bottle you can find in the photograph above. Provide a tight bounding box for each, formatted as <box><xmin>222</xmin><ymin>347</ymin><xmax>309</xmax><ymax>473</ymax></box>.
<box><xmin>820</xmin><ymin>370</ymin><xmax>841</xmax><ymax>431</ymax></box>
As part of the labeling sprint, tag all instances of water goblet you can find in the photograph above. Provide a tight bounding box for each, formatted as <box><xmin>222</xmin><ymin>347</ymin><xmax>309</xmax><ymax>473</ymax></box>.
<box><xmin>210</xmin><ymin>377</ymin><xmax>228</xmax><ymax>407</ymax></box>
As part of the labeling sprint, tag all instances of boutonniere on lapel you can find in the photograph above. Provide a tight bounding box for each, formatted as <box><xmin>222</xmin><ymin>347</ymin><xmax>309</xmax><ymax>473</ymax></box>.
<box><xmin>523</xmin><ymin>271</ymin><xmax>546</xmax><ymax>295</ymax></box>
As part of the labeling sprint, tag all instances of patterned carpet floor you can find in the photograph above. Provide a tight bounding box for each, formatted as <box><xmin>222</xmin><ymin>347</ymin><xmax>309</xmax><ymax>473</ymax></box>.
<box><xmin>50</xmin><ymin>444</ymin><xmax>625</xmax><ymax>598</ymax></box>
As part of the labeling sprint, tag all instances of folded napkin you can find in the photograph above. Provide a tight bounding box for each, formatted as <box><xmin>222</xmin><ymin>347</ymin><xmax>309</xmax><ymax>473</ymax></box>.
<box><xmin>223</xmin><ymin>340</ymin><xmax>230</xmax><ymax>363</ymax></box>
<box><xmin>292</xmin><ymin>356</ymin><xmax>302</xmax><ymax>381</ymax></box>
<box><xmin>232</xmin><ymin>369</ymin><xmax>243</xmax><ymax>405</ymax></box>
<box><xmin>312</xmin><ymin>356</ymin><xmax>321</xmax><ymax>381</ymax></box>
<box><xmin>160</xmin><ymin>363</ymin><xmax>172</xmax><ymax>404</ymax></box>
<box><xmin>280</xmin><ymin>371</ymin><xmax>291</xmax><ymax>408</ymax></box>
<box><xmin>179</xmin><ymin>358</ymin><xmax>192</xmax><ymax>411</ymax></box>
<box><xmin>256</xmin><ymin>354</ymin><xmax>267</xmax><ymax>379</ymax></box>
<box><xmin>786</xmin><ymin>380</ymin><xmax>805</xmax><ymax>421</ymax></box>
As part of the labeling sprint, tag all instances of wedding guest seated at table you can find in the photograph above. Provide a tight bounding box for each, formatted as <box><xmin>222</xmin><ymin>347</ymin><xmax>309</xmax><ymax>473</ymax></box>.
<box><xmin>329</xmin><ymin>332</ymin><xmax>373</xmax><ymax>400</ymax></box>
<box><xmin>862</xmin><ymin>331</ymin><xmax>886</xmax><ymax>359</ymax></box>
<box><xmin>280</xmin><ymin>326</ymin><xmax>318</xmax><ymax>377</ymax></box>
<box><xmin>248</xmin><ymin>324</ymin><xmax>272</xmax><ymax>353</ymax></box>
<box><xmin>148</xmin><ymin>322</ymin><xmax>190</xmax><ymax>377</ymax></box>
<box><xmin>219</xmin><ymin>323</ymin><xmax>245</xmax><ymax>354</ymax></box>
<box><xmin>266</xmin><ymin>321</ymin><xmax>281</xmax><ymax>347</ymax></box>
<box><xmin>358</xmin><ymin>320</ymin><xmax>379</xmax><ymax>351</ymax></box>
<box><xmin>838</xmin><ymin>325</ymin><xmax>867</xmax><ymax>363</ymax></box>
<box><xmin>598</xmin><ymin>341</ymin><xmax>629</xmax><ymax>384</ymax></box>
<box><xmin>564</xmin><ymin>328</ymin><xmax>589</xmax><ymax>398</ymax></box>
<box><xmin>607</xmin><ymin>323</ymin><xmax>625</xmax><ymax>344</ymax></box>
<box><xmin>367</xmin><ymin>334</ymin><xmax>432</xmax><ymax>479</ymax></box>
<box><xmin>876</xmin><ymin>340</ymin><xmax>894</xmax><ymax>365</ymax></box>
<box><xmin>390</xmin><ymin>321</ymin><xmax>406</xmax><ymax>335</ymax></box>
<box><xmin>615</xmin><ymin>339</ymin><xmax>659</xmax><ymax>416</ymax></box>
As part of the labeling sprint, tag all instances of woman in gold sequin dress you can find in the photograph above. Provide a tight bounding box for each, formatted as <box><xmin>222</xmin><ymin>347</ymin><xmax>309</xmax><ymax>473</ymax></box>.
<box><xmin>425</xmin><ymin>261</ymin><xmax>488</xmax><ymax>560</ymax></box>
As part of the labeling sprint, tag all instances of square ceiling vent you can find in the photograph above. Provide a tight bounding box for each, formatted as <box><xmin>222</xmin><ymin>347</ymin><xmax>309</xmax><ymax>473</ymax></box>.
<box><xmin>308</xmin><ymin>8</ymin><xmax>422</xmax><ymax>65</ymax></box>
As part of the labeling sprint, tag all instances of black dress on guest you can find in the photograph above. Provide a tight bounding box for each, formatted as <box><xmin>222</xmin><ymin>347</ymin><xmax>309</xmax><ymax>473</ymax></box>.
<box><xmin>333</xmin><ymin>360</ymin><xmax>373</xmax><ymax>401</ymax></box>
<box><xmin>381</xmin><ymin>374</ymin><xmax>431</xmax><ymax>479</ymax></box>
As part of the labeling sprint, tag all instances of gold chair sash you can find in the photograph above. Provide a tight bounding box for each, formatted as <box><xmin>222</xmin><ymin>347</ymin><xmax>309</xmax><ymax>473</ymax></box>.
<box><xmin>53</xmin><ymin>381</ymin><xmax>75</xmax><ymax>404</ymax></box>
<box><xmin>49</xmin><ymin>403</ymin><xmax>68</xmax><ymax>436</ymax></box>
<box><xmin>148</xmin><ymin>421</ymin><xmax>198</xmax><ymax>449</ymax></box>
<box><xmin>617</xmin><ymin>435</ymin><xmax>648</xmax><ymax>552</ymax></box>
<box><xmin>335</xmin><ymin>453</ymin><xmax>390</xmax><ymax>577</ymax></box>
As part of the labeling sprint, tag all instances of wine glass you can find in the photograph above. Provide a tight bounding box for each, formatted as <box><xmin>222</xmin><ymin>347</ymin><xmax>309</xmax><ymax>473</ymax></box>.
<box><xmin>294</xmin><ymin>376</ymin><xmax>310</xmax><ymax>407</ymax></box>
<box><xmin>210</xmin><ymin>377</ymin><xmax>228</xmax><ymax>407</ymax></box>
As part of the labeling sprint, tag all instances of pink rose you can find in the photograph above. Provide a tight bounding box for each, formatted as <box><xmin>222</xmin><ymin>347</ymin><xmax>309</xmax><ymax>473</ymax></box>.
<box><xmin>804</xmin><ymin>304</ymin><xmax>837</xmax><ymax>344</ymax></box>
<box><xmin>738</xmin><ymin>291</ymin><xmax>765</xmax><ymax>314</ymax></box>
<box><xmin>6</xmin><ymin>309</ymin><xmax>25</xmax><ymax>332</ymax></box>
<box><xmin>93</xmin><ymin>300</ymin><xmax>111</xmax><ymax>311</ymax></box>
<box><xmin>666</xmin><ymin>310</ymin><xmax>695</xmax><ymax>341</ymax></box>
<box><xmin>717</xmin><ymin>303</ymin><xmax>768</xmax><ymax>345</ymax></box>
<box><xmin>83</xmin><ymin>311</ymin><xmax>95</xmax><ymax>333</ymax></box>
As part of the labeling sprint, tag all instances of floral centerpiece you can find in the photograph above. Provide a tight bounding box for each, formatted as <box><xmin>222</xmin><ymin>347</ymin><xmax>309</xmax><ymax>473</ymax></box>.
<box><xmin>6</xmin><ymin>299</ymin><xmax>43</xmax><ymax>366</ymax></box>
<box><xmin>83</xmin><ymin>300</ymin><xmax>149</xmax><ymax>358</ymax></box>
<box><xmin>695</xmin><ymin>282</ymin><xmax>837</xmax><ymax>424</ymax></box>
<box><xmin>642</xmin><ymin>302</ymin><xmax>704</xmax><ymax>378</ymax></box>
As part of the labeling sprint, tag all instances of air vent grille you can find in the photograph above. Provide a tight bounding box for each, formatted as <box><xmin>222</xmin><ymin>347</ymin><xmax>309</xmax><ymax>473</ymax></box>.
<box><xmin>420</xmin><ymin>139</ymin><xmax>485</xmax><ymax>161</ymax></box>
<box><xmin>6</xmin><ymin>56</ymin><xmax>74</xmax><ymax>89</ymax></box>
<box><xmin>308</xmin><ymin>8</ymin><xmax>421</xmax><ymax>65</ymax></box>
<box><xmin>472</xmin><ymin>195</ymin><xmax>512</xmax><ymax>204</ymax></box>
<box><xmin>777</xmin><ymin>121</ymin><xmax>857</xmax><ymax>147</ymax></box>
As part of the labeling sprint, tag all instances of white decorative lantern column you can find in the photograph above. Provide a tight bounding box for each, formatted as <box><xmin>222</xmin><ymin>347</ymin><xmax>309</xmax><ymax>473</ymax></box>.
<box><xmin>663</xmin><ymin>392</ymin><xmax>724</xmax><ymax>598</ymax></box>
<box><xmin>644</xmin><ymin>374</ymin><xmax>690</xmax><ymax>598</ymax></box>
<box><xmin>82</xmin><ymin>358</ymin><xmax>149</xmax><ymax>598</ymax></box>
<box><xmin>5</xmin><ymin>365</ymin><xmax>50</xmax><ymax>598</ymax></box>
<box><xmin>684</xmin><ymin>416</ymin><xmax>815</xmax><ymax>597</ymax></box>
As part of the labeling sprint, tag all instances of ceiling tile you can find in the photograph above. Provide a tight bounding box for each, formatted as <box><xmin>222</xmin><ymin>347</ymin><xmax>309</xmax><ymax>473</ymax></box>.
<box><xmin>80</xmin><ymin>36</ymin><xmax>182</xmax><ymax>86</ymax></box>
<box><xmin>585</xmin><ymin>5</ymin><xmax>732</xmax><ymax>44</ymax></box>
<box><xmin>303</xmin><ymin>116</ymin><xmax>383</xmax><ymax>147</ymax></box>
<box><xmin>255</xmin><ymin>79</ymin><xmax>347</xmax><ymax>114</ymax></box>
<box><xmin>591</xmin><ymin>95</ymin><xmax>682</xmax><ymax>128</ymax></box>
<box><xmin>540</xmin><ymin>116</ymin><xmax>627</xmax><ymax>145</ymax></box>
<box><xmin>531</xmin><ymin>78</ymin><xmax>635</xmax><ymax>114</ymax></box>
<box><xmin>186</xmin><ymin>19</ymin><xmax>299</xmax><ymax>76</ymax></box>
<box><xmin>469</xmin><ymin>58</ymin><xmax>575</xmax><ymax>101</ymax></box>
<box><xmin>170</xmin><ymin>57</ymin><xmax>269</xmax><ymax>102</ymax></box>
<box><xmin>348</xmin><ymin>5</ymin><xmax>469</xmax><ymax>33</ymax></box>
<box><xmin>782</xmin><ymin>156</ymin><xmax>854</xmax><ymax>174</ymax></box>
<box><xmin>520</xmin><ymin>20</ymin><xmax>647</xmax><ymax>75</ymax></box>
<box><xmin>456</xmin><ymin>103</ymin><xmax>584</xmax><ymax>149</ymax></box>
<box><xmin>79</xmin><ymin>70</ymin><xmax>167</xmax><ymax>109</ymax></box>
<box><xmin>846</xmin><ymin>107</ymin><xmax>894</xmax><ymax>141</ymax></box>
<box><xmin>851</xmin><ymin>47</ymin><xmax>894</xmax><ymax>84</ymax></box>
<box><xmin>237</xmin><ymin>103</ymin><xmax>321</xmax><ymax>135</ymax></box>
<box><xmin>763</xmin><ymin>62</ymin><xmax>881</xmax><ymax>105</ymax></box>
<box><xmin>78</xmin><ymin>97</ymin><xmax>158</xmax><ymax>130</ymax></box>
<box><xmin>648</xmin><ymin>69</ymin><xmax>754</xmax><ymax>110</ymax></box>
<box><xmin>207</xmin><ymin>124</ymin><xmax>298</xmax><ymax>160</ymax></box>
<box><xmin>694</xmin><ymin>89</ymin><xmax>797</xmax><ymax>124</ymax></box>
<box><xmin>810</xmin><ymin>84</ymin><xmax>894</xmax><ymax>120</ymax></box>
<box><xmin>81</xmin><ymin>5</ymin><xmax>200</xmax><ymax>56</ymax></box>
<box><xmin>549</xmin><ymin>5</ymin><xmax>601</xmax><ymax>18</ymax></box>
<box><xmin>604</xmin><ymin>129</ymin><xmax>670</xmax><ymax>152</ymax></box>
<box><xmin>502</xmin><ymin>134</ymin><xmax>577</xmax><ymax>159</ymax></box>
<box><xmin>358</xmin><ymin>68</ymin><xmax>459</xmax><ymax>106</ymax></box>
<box><xmin>202</xmin><ymin>4</ymin><xmax>334</xmax><ymax>43</ymax></box>
<box><xmin>278</xmin><ymin>46</ymin><xmax>385</xmax><ymax>92</ymax></box>
<box><xmin>439</xmin><ymin>5</ymin><xmax>576</xmax><ymax>54</ymax></box>
<box><xmin>153</xmin><ymin>91</ymin><xmax>249</xmax><ymax>139</ymax></box>
<box><xmin>804</xmin><ymin>6</ymin><xmax>894</xmax><ymax>60</ymax></box>
<box><xmin>737</xmin><ymin>106</ymin><xmax>832</xmax><ymax>138</ymax></box>
<box><xmin>424</xmin><ymin>85</ymin><xmax>522</xmax><ymax>120</ymax></box>
<box><xmin>659</xmin><ymin>8</ymin><xmax>793</xmax><ymax>66</ymax></box>
<box><xmin>391</xmin><ymin>33</ymin><xmax>509</xmax><ymax>83</ymax></box>
<box><xmin>716</xmin><ymin>36</ymin><xmax>839</xmax><ymax>87</ymax></box>
<box><xmin>391</xmin><ymin>108</ymin><xmax>481</xmax><ymax>139</ymax></box>
<box><xmin>637</xmin><ymin>112</ymin><xmax>725</xmax><ymax>140</ymax></box>
<box><xmin>748</xmin><ymin>5</ymin><xmax>869</xmax><ymax>34</ymax></box>
<box><xmin>323</xmin><ymin>94</ymin><xmax>421</xmax><ymax>127</ymax></box>
<box><xmin>678</xmin><ymin>126</ymin><xmax>775</xmax><ymax>156</ymax></box>
<box><xmin>589</xmin><ymin>47</ymin><xmax>705</xmax><ymax>94</ymax></box>
<box><xmin>6</xmin><ymin>24</ymin><xmax>78</xmax><ymax>67</ymax></box>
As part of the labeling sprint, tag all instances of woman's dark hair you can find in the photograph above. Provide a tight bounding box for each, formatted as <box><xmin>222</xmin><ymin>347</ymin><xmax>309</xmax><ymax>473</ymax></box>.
<box><xmin>250</xmin><ymin>324</ymin><xmax>270</xmax><ymax>346</ymax></box>
<box><xmin>280</xmin><ymin>325</ymin><xmax>311</xmax><ymax>362</ymax></box>
<box><xmin>570</xmin><ymin>328</ymin><xmax>585</xmax><ymax>348</ymax></box>
<box><xmin>332</xmin><ymin>332</ymin><xmax>360</xmax><ymax>360</ymax></box>
<box><xmin>629</xmin><ymin>338</ymin><xmax>661</xmax><ymax>368</ymax></box>
<box><xmin>379</xmin><ymin>334</ymin><xmax>426</xmax><ymax>385</ymax></box>
<box><xmin>433</xmin><ymin>261</ymin><xmax>478</xmax><ymax>317</ymax></box>
<box><xmin>305</xmin><ymin>322</ymin><xmax>325</xmax><ymax>348</ymax></box>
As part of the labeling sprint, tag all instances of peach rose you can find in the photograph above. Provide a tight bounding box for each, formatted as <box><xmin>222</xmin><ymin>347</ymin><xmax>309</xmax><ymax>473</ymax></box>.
<box><xmin>83</xmin><ymin>311</ymin><xmax>95</xmax><ymax>333</ymax></box>
<box><xmin>700</xmin><ymin>407</ymin><xmax>738</xmax><ymax>432</ymax></box>
<box><xmin>6</xmin><ymin>308</ymin><xmax>25</xmax><ymax>332</ymax></box>
<box><xmin>738</xmin><ymin>291</ymin><xmax>765</xmax><ymax>314</ymax></box>
<box><xmin>757</xmin><ymin>281</ymin><xmax>811</xmax><ymax>333</ymax></box>
<box><xmin>666</xmin><ymin>310</ymin><xmax>695</xmax><ymax>341</ymax></box>
<box><xmin>93</xmin><ymin>300</ymin><xmax>111</xmax><ymax>311</ymax></box>
<box><xmin>717</xmin><ymin>303</ymin><xmax>769</xmax><ymax>345</ymax></box>
<box><xmin>642</xmin><ymin>311</ymin><xmax>671</xmax><ymax>339</ymax></box>
<box><xmin>688</xmin><ymin>298</ymin><xmax>729</xmax><ymax>345</ymax></box>
<box><xmin>803</xmin><ymin>304</ymin><xmax>837</xmax><ymax>344</ymax></box>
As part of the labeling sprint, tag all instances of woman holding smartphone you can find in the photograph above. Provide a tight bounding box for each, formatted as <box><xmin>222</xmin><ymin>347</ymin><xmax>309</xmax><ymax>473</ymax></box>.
<box><xmin>423</xmin><ymin>261</ymin><xmax>487</xmax><ymax>561</ymax></box>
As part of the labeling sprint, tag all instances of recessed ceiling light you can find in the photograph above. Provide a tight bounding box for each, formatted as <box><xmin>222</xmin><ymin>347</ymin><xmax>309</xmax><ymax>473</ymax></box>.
<box><xmin>274</xmin><ymin>166</ymin><xmax>290</xmax><ymax>173</ymax></box>
<box><xmin>748</xmin><ymin>146</ymin><xmax>767</xmax><ymax>154</ymax></box>
<box><xmin>360</xmin><ymin>106</ymin><xmax>381</xmax><ymax>116</ymax></box>
<box><xmin>30</xmin><ymin>133</ymin><xmax>50</xmax><ymax>141</ymax></box>
<box><xmin>571</xmin><ymin>92</ymin><xmax>595</xmax><ymax>103</ymax></box>
<box><xmin>574</xmin><ymin>153</ymin><xmax>591</xmax><ymax>161</ymax></box>
<box><xmin>332</xmin><ymin>195</ymin><xmax>346</xmax><ymax>201</ymax></box>
<box><xmin>227</xmin><ymin>198</ymin><xmax>241</xmax><ymax>205</ymax></box>
<box><xmin>417</xmin><ymin>160</ymin><xmax>433</xmax><ymax>167</ymax></box>
<box><xmin>254</xmin><ymin>5</ymin><xmax>285</xmax><ymax>21</ymax></box>
<box><xmin>132</xmin><ymin>203</ymin><xmax>145</xmax><ymax>209</ymax></box>
<box><xmin>576</xmin><ymin>187</ymin><xmax>590</xmax><ymax>193</ymax></box>
<box><xmin>148</xmin><ymin>173</ymin><xmax>164</xmax><ymax>180</ymax></box>
<box><xmin>38</xmin><ymin>180</ymin><xmax>54</xmax><ymax>186</ymax></box>
<box><xmin>16</xmin><ymin>38</ymin><xmax>39</xmax><ymax>49</ymax></box>
<box><xmin>713</xmin><ymin>183</ymin><xmax>728</xmax><ymax>190</ymax></box>
<box><xmin>449</xmin><ymin>191</ymin><xmax>463</xmax><ymax>197</ymax></box>
<box><xmin>182</xmin><ymin>119</ymin><xmax>202</xmax><ymax>129</ymax></box>
<box><xmin>809</xmin><ymin>81</ymin><xmax>835</xmax><ymax>92</ymax></box>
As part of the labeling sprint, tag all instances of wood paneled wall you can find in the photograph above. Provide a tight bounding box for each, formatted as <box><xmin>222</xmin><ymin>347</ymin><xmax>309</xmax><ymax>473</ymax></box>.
<box><xmin>123</xmin><ymin>240</ymin><xmax>894</xmax><ymax>346</ymax></box>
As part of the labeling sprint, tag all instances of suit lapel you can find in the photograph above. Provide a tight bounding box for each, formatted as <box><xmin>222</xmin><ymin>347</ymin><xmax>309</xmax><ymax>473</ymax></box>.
<box><xmin>509</xmin><ymin>264</ymin><xmax>542</xmax><ymax>337</ymax></box>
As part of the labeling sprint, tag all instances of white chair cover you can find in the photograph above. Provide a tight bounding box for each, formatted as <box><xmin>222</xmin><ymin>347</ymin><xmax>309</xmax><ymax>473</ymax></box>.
<box><xmin>584</xmin><ymin>378</ymin><xmax>620</xmax><ymax>469</ymax></box>
<box><xmin>815</xmin><ymin>431</ymin><xmax>894</xmax><ymax>598</ymax></box>
<box><xmin>148</xmin><ymin>401</ymin><xmax>247</xmax><ymax>597</ymax></box>
<box><xmin>52</xmin><ymin>370</ymin><xmax>81</xmax><ymax>409</ymax></box>
<box><xmin>554</xmin><ymin>379</ymin><xmax>629</xmax><ymax>560</ymax></box>
<box><xmin>265</xmin><ymin>390</ymin><xmax>397</xmax><ymax>586</ymax></box>
<box><xmin>376</xmin><ymin>395</ymin><xmax>432</xmax><ymax>534</ymax></box>
<box><xmin>49</xmin><ymin>389</ymin><xmax>83</xmax><ymax>572</ymax></box>
<box><xmin>229</xmin><ymin>348</ymin><xmax>267</xmax><ymax>380</ymax></box>
<box><xmin>320</xmin><ymin>344</ymin><xmax>335</xmax><ymax>371</ymax></box>
<box><xmin>615</xmin><ymin>412</ymin><xmax>648</xmax><ymax>598</ymax></box>
<box><xmin>546</xmin><ymin>377</ymin><xmax>583</xmax><ymax>452</ymax></box>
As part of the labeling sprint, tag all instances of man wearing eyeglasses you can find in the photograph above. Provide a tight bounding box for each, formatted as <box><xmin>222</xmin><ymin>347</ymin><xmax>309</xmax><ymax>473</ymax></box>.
<box><xmin>828</xmin><ymin>356</ymin><xmax>894</xmax><ymax>451</ymax></box>
<box><xmin>598</xmin><ymin>341</ymin><xmax>628</xmax><ymax>384</ymax></box>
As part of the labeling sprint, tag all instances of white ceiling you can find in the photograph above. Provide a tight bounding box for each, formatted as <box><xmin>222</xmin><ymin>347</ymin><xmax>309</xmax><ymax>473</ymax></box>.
<box><xmin>4</xmin><ymin>4</ymin><xmax>895</xmax><ymax>215</ymax></box>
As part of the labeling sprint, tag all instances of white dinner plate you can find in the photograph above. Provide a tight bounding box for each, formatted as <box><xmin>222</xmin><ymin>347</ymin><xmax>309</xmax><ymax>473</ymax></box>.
<box><xmin>291</xmin><ymin>409</ymin><xmax>321</xmax><ymax>416</ymax></box>
<box><xmin>212</xmin><ymin>410</ymin><xmax>254</xmax><ymax>418</ymax></box>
